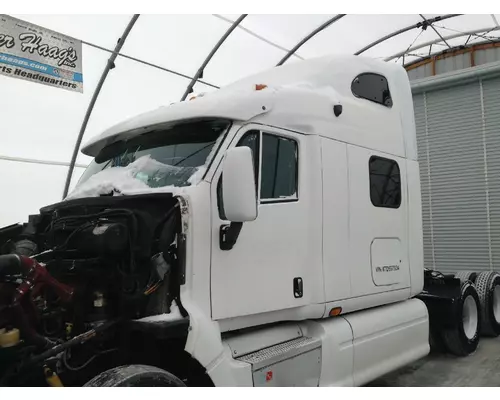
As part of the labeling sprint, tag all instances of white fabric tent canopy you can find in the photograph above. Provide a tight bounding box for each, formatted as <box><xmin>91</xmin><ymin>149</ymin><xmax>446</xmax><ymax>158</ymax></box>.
<box><xmin>2</xmin><ymin>13</ymin><xmax>499</xmax><ymax>226</ymax></box>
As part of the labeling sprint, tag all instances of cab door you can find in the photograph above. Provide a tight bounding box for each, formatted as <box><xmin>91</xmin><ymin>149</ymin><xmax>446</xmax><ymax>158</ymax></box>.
<box><xmin>210</xmin><ymin>125</ymin><xmax>323</xmax><ymax>321</ymax></box>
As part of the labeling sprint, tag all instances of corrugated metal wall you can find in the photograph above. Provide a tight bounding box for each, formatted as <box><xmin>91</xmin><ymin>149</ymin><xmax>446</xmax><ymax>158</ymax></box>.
<box><xmin>414</xmin><ymin>75</ymin><xmax>500</xmax><ymax>273</ymax></box>
<box><xmin>407</xmin><ymin>45</ymin><xmax>500</xmax><ymax>81</ymax></box>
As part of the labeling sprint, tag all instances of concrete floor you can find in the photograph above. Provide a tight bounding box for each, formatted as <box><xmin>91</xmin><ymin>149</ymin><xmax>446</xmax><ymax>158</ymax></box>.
<box><xmin>369</xmin><ymin>337</ymin><xmax>500</xmax><ymax>386</ymax></box>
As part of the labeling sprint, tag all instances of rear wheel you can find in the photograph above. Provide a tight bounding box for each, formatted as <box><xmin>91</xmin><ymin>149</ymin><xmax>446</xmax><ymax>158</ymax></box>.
<box><xmin>474</xmin><ymin>271</ymin><xmax>500</xmax><ymax>337</ymax></box>
<box><xmin>84</xmin><ymin>365</ymin><xmax>186</xmax><ymax>387</ymax></box>
<box><xmin>441</xmin><ymin>280</ymin><xmax>481</xmax><ymax>357</ymax></box>
<box><xmin>455</xmin><ymin>271</ymin><xmax>477</xmax><ymax>284</ymax></box>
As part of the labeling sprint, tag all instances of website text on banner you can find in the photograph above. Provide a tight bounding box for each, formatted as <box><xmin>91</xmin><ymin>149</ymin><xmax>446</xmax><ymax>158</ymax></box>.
<box><xmin>0</xmin><ymin>14</ymin><xmax>83</xmax><ymax>93</ymax></box>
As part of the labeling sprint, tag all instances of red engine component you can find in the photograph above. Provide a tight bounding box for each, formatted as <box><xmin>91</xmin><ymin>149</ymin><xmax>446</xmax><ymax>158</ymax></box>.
<box><xmin>0</xmin><ymin>254</ymin><xmax>74</xmax><ymax>305</ymax></box>
<box><xmin>12</xmin><ymin>255</ymin><xmax>74</xmax><ymax>305</ymax></box>
<box><xmin>0</xmin><ymin>254</ymin><xmax>75</xmax><ymax>348</ymax></box>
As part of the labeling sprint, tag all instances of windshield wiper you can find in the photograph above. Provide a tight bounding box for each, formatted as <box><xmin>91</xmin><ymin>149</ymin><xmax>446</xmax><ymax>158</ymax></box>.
<box><xmin>172</xmin><ymin>142</ymin><xmax>214</xmax><ymax>167</ymax></box>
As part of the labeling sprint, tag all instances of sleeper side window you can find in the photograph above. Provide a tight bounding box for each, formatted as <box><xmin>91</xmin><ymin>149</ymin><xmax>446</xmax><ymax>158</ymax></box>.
<box><xmin>369</xmin><ymin>156</ymin><xmax>401</xmax><ymax>208</ymax></box>
<box><xmin>351</xmin><ymin>73</ymin><xmax>393</xmax><ymax>108</ymax></box>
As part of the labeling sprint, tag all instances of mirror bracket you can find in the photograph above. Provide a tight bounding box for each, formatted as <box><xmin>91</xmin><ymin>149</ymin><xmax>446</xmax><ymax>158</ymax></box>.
<box><xmin>219</xmin><ymin>222</ymin><xmax>243</xmax><ymax>251</ymax></box>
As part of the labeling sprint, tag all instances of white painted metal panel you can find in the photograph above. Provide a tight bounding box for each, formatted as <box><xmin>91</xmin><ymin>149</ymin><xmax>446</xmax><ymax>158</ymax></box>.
<box><xmin>210</xmin><ymin>126</ymin><xmax>324</xmax><ymax>321</ymax></box>
<box><xmin>321</xmin><ymin>137</ymin><xmax>351</xmax><ymax>302</ymax></box>
<box><xmin>300</xmin><ymin>318</ymin><xmax>354</xmax><ymax>387</ymax></box>
<box><xmin>347</xmin><ymin>144</ymin><xmax>411</xmax><ymax>298</ymax></box>
<box><xmin>344</xmin><ymin>298</ymin><xmax>429</xmax><ymax>386</ymax></box>
<box><xmin>371</xmin><ymin>239</ymin><xmax>404</xmax><ymax>286</ymax></box>
<box><xmin>251</xmin><ymin>347</ymin><xmax>321</xmax><ymax>387</ymax></box>
<box><xmin>407</xmin><ymin>159</ymin><xmax>425</xmax><ymax>296</ymax></box>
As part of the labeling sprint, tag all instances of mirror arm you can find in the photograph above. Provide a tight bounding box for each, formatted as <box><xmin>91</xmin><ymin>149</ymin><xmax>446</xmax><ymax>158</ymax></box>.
<box><xmin>219</xmin><ymin>222</ymin><xmax>243</xmax><ymax>251</ymax></box>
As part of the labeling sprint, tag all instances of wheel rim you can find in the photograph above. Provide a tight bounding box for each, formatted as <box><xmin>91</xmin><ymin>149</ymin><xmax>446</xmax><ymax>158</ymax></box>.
<box><xmin>463</xmin><ymin>295</ymin><xmax>478</xmax><ymax>340</ymax></box>
<box><xmin>493</xmin><ymin>285</ymin><xmax>500</xmax><ymax>323</ymax></box>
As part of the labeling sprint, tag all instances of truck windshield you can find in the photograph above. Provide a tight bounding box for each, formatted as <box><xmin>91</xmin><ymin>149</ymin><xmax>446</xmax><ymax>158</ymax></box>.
<box><xmin>78</xmin><ymin>120</ymin><xmax>230</xmax><ymax>189</ymax></box>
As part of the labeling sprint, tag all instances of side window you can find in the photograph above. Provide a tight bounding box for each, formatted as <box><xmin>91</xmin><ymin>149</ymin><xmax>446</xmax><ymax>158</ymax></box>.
<box><xmin>217</xmin><ymin>130</ymin><xmax>299</xmax><ymax>219</ymax></box>
<box><xmin>261</xmin><ymin>134</ymin><xmax>298</xmax><ymax>201</ymax></box>
<box><xmin>351</xmin><ymin>73</ymin><xmax>393</xmax><ymax>108</ymax></box>
<box><xmin>369</xmin><ymin>156</ymin><xmax>401</xmax><ymax>208</ymax></box>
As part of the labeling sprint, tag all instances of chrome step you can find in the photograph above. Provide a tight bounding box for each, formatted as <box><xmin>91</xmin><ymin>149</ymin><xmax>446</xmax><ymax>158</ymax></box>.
<box><xmin>237</xmin><ymin>336</ymin><xmax>320</xmax><ymax>370</ymax></box>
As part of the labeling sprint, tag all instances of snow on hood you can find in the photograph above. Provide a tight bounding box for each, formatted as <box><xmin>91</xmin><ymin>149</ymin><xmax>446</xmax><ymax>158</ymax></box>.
<box><xmin>65</xmin><ymin>165</ymin><xmax>149</xmax><ymax>201</ymax></box>
<box><xmin>65</xmin><ymin>155</ymin><xmax>192</xmax><ymax>200</ymax></box>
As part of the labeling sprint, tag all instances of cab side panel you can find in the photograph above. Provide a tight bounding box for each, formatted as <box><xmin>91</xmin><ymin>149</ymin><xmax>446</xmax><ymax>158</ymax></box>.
<box><xmin>321</xmin><ymin>137</ymin><xmax>351</xmax><ymax>302</ymax></box>
<box><xmin>345</xmin><ymin>298</ymin><xmax>429</xmax><ymax>386</ymax></box>
<box><xmin>407</xmin><ymin>160</ymin><xmax>425</xmax><ymax>297</ymax></box>
<box><xmin>347</xmin><ymin>144</ymin><xmax>411</xmax><ymax>299</ymax></box>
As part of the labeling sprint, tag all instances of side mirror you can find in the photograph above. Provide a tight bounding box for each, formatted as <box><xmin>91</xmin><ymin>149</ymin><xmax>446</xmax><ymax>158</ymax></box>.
<box><xmin>222</xmin><ymin>147</ymin><xmax>258</xmax><ymax>222</ymax></box>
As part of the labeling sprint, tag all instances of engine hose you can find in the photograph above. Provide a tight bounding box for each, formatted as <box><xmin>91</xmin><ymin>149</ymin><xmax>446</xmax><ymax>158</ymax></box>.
<box><xmin>62</xmin><ymin>348</ymin><xmax>97</xmax><ymax>372</ymax></box>
<box><xmin>24</xmin><ymin>319</ymin><xmax>119</xmax><ymax>368</ymax></box>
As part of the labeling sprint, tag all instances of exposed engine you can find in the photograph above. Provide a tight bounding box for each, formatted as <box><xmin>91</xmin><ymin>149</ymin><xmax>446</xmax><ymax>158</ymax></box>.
<box><xmin>0</xmin><ymin>193</ymin><xmax>185</xmax><ymax>386</ymax></box>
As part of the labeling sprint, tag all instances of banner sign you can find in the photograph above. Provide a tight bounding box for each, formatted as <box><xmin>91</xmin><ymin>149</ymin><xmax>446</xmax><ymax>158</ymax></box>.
<box><xmin>0</xmin><ymin>15</ymin><xmax>83</xmax><ymax>93</ymax></box>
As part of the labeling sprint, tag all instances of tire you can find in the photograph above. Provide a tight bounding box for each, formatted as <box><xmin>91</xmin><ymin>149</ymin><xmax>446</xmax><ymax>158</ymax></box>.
<box><xmin>441</xmin><ymin>280</ymin><xmax>481</xmax><ymax>357</ymax></box>
<box><xmin>455</xmin><ymin>271</ymin><xmax>477</xmax><ymax>284</ymax></box>
<box><xmin>84</xmin><ymin>365</ymin><xmax>186</xmax><ymax>387</ymax></box>
<box><xmin>474</xmin><ymin>271</ymin><xmax>500</xmax><ymax>337</ymax></box>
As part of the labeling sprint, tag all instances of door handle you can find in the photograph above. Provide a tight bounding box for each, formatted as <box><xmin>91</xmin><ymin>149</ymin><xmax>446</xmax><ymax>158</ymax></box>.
<box><xmin>219</xmin><ymin>222</ymin><xmax>243</xmax><ymax>251</ymax></box>
<box><xmin>293</xmin><ymin>277</ymin><xmax>303</xmax><ymax>298</ymax></box>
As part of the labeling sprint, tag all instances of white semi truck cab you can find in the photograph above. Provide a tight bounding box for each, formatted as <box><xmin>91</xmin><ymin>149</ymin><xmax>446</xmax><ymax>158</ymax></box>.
<box><xmin>0</xmin><ymin>55</ymin><xmax>492</xmax><ymax>387</ymax></box>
